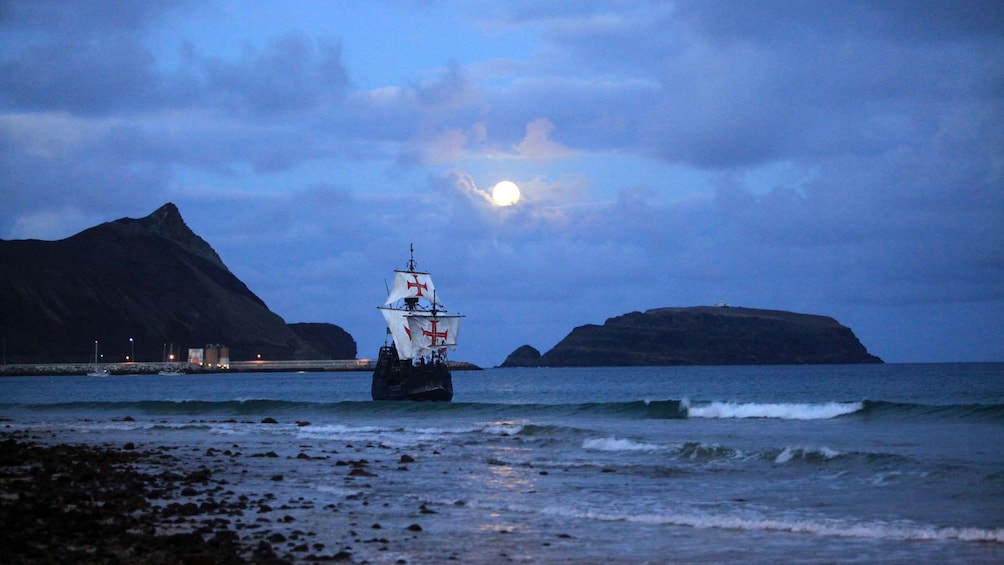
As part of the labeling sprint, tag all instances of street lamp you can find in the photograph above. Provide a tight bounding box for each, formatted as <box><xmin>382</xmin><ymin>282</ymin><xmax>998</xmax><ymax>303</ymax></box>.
<box><xmin>129</xmin><ymin>337</ymin><xmax>134</xmax><ymax>363</ymax></box>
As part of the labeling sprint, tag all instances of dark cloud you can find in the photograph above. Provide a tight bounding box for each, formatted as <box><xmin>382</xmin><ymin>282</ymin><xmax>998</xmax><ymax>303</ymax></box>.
<box><xmin>496</xmin><ymin>1</ymin><xmax>1004</xmax><ymax>171</ymax></box>
<box><xmin>0</xmin><ymin>0</ymin><xmax>186</xmax><ymax>33</ymax></box>
<box><xmin>673</xmin><ymin>0</ymin><xmax>1004</xmax><ymax>44</ymax></box>
<box><xmin>0</xmin><ymin>28</ymin><xmax>161</xmax><ymax>115</ymax></box>
<box><xmin>202</xmin><ymin>34</ymin><xmax>348</xmax><ymax>117</ymax></box>
<box><xmin>0</xmin><ymin>0</ymin><xmax>202</xmax><ymax>115</ymax></box>
<box><xmin>1</xmin><ymin>1</ymin><xmax>349</xmax><ymax>120</ymax></box>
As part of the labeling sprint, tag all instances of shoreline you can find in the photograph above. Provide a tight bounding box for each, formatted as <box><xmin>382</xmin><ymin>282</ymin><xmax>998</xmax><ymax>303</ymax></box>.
<box><xmin>0</xmin><ymin>429</ymin><xmax>354</xmax><ymax>563</ymax></box>
<box><xmin>0</xmin><ymin>359</ymin><xmax>481</xmax><ymax>377</ymax></box>
<box><xmin>0</xmin><ymin>425</ymin><xmax>464</xmax><ymax>563</ymax></box>
<box><xmin>0</xmin><ymin>421</ymin><xmax>542</xmax><ymax>564</ymax></box>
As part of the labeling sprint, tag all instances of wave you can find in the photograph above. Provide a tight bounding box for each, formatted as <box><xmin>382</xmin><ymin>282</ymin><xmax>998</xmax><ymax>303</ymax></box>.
<box><xmin>2</xmin><ymin>399</ymin><xmax>691</xmax><ymax>420</ymax></box>
<box><xmin>772</xmin><ymin>446</ymin><xmax>842</xmax><ymax>463</ymax></box>
<box><xmin>582</xmin><ymin>437</ymin><xmax>665</xmax><ymax>452</ymax></box>
<box><xmin>541</xmin><ymin>506</ymin><xmax>1004</xmax><ymax>544</ymax></box>
<box><xmin>462</xmin><ymin>498</ymin><xmax>1004</xmax><ymax>544</ymax></box>
<box><xmin>4</xmin><ymin>398</ymin><xmax>1001</xmax><ymax>423</ymax></box>
<box><xmin>857</xmin><ymin>400</ymin><xmax>1004</xmax><ymax>421</ymax></box>
<box><xmin>680</xmin><ymin>399</ymin><xmax>1003</xmax><ymax>421</ymax></box>
<box><xmin>14</xmin><ymin>399</ymin><xmax>326</xmax><ymax>416</ymax></box>
<box><xmin>575</xmin><ymin>438</ymin><xmax>918</xmax><ymax>470</ymax></box>
<box><xmin>685</xmin><ymin>400</ymin><xmax>863</xmax><ymax>420</ymax></box>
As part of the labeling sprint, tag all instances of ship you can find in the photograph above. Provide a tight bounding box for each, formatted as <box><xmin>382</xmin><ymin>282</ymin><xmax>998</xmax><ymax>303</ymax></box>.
<box><xmin>372</xmin><ymin>245</ymin><xmax>463</xmax><ymax>401</ymax></box>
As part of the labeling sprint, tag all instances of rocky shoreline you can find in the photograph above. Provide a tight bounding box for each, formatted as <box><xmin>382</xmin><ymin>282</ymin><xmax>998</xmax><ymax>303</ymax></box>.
<box><xmin>0</xmin><ymin>429</ymin><xmax>350</xmax><ymax>564</ymax></box>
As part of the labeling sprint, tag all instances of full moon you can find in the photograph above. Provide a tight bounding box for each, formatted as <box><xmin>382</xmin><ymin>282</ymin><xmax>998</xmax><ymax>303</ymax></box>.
<box><xmin>492</xmin><ymin>181</ymin><xmax>521</xmax><ymax>206</ymax></box>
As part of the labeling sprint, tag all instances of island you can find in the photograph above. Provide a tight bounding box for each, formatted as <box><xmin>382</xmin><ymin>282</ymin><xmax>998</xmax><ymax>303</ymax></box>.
<box><xmin>501</xmin><ymin>306</ymin><xmax>882</xmax><ymax>367</ymax></box>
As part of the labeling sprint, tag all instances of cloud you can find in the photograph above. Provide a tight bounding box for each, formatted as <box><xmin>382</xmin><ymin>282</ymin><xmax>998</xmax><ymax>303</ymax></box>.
<box><xmin>514</xmin><ymin>118</ymin><xmax>573</xmax><ymax>158</ymax></box>
<box><xmin>7</xmin><ymin>207</ymin><xmax>97</xmax><ymax>240</ymax></box>
<box><xmin>201</xmin><ymin>34</ymin><xmax>349</xmax><ymax>117</ymax></box>
<box><xmin>444</xmin><ymin>170</ymin><xmax>494</xmax><ymax>206</ymax></box>
<box><xmin>0</xmin><ymin>30</ymin><xmax>161</xmax><ymax>115</ymax></box>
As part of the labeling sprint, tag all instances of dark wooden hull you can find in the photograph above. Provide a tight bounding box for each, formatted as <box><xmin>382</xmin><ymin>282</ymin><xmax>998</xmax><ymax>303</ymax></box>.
<box><xmin>371</xmin><ymin>346</ymin><xmax>453</xmax><ymax>401</ymax></box>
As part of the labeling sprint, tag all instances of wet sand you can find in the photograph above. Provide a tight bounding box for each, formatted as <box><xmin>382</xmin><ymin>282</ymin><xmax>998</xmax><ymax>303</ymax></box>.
<box><xmin>0</xmin><ymin>427</ymin><xmax>452</xmax><ymax>563</ymax></box>
<box><xmin>0</xmin><ymin>425</ymin><xmax>584</xmax><ymax>564</ymax></box>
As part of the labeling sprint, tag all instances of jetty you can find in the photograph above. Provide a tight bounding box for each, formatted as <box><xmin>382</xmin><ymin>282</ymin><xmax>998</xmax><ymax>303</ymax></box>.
<box><xmin>0</xmin><ymin>359</ymin><xmax>374</xmax><ymax>377</ymax></box>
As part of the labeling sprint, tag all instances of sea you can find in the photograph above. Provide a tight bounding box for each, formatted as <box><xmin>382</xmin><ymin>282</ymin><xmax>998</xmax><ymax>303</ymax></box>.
<box><xmin>2</xmin><ymin>363</ymin><xmax>1002</xmax><ymax>563</ymax></box>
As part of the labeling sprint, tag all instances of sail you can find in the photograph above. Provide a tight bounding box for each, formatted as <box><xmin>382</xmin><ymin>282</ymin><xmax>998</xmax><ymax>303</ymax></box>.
<box><xmin>379</xmin><ymin>307</ymin><xmax>414</xmax><ymax>359</ymax></box>
<box><xmin>385</xmin><ymin>270</ymin><xmax>444</xmax><ymax>308</ymax></box>
<box><xmin>408</xmin><ymin>314</ymin><xmax>461</xmax><ymax>357</ymax></box>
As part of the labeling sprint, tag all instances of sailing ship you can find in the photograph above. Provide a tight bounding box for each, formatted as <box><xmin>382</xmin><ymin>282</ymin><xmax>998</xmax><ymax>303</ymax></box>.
<box><xmin>372</xmin><ymin>245</ymin><xmax>462</xmax><ymax>401</ymax></box>
<box><xmin>87</xmin><ymin>340</ymin><xmax>108</xmax><ymax>377</ymax></box>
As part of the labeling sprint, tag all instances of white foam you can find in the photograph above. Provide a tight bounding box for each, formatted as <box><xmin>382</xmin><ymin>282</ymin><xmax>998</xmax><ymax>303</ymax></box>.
<box><xmin>528</xmin><ymin>504</ymin><xmax>1004</xmax><ymax>544</ymax></box>
<box><xmin>652</xmin><ymin>514</ymin><xmax>1004</xmax><ymax>543</ymax></box>
<box><xmin>774</xmin><ymin>446</ymin><xmax>842</xmax><ymax>463</ymax></box>
<box><xmin>480</xmin><ymin>422</ymin><xmax>525</xmax><ymax>436</ymax></box>
<box><xmin>294</xmin><ymin>422</ymin><xmax>484</xmax><ymax>448</ymax></box>
<box><xmin>688</xmin><ymin>401</ymin><xmax>863</xmax><ymax>420</ymax></box>
<box><xmin>582</xmin><ymin>437</ymin><xmax>663</xmax><ymax>452</ymax></box>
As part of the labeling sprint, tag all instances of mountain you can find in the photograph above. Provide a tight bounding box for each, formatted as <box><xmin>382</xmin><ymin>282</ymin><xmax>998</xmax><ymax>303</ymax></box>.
<box><xmin>0</xmin><ymin>203</ymin><xmax>355</xmax><ymax>364</ymax></box>
<box><xmin>501</xmin><ymin>306</ymin><xmax>882</xmax><ymax>367</ymax></box>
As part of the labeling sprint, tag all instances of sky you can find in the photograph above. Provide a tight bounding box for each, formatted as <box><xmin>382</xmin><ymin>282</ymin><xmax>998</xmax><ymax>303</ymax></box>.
<box><xmin>1</xmin><ymin>1</ymin><xmax>1002</xmax><ymax>367</ymax></box>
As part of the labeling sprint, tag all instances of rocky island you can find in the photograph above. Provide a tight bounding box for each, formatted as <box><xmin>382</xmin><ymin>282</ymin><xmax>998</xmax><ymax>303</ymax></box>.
<box><xmin>502</xmin><ymin>306</ymin><xmax>882</xmax><ymax>367</ymax></box>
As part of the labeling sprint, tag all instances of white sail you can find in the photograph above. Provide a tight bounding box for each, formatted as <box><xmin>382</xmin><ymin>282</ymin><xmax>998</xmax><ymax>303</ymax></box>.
<box><xmin>385</xmin><ymin>270</ymin><xmax>444</xmax><ymax>308</ymax></box>
<box><xmin>407</xmin><ymin>314</ymin><xmax>461</xmax><ymax>357</ymax></box>
<box><xmin>379</xmin><ymin>307</ymin><xmax>414</xmax><ymax>359</ymax></box>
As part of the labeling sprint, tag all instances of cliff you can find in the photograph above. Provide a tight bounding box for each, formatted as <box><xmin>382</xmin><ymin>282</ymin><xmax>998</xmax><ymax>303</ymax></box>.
<box><xmin>502</xmin><ymin>306</ymin><xmax>882</xmax><ymax>367</ymax></box>
<box><xmin>0</xmin><ymin>203</ymin><xmax>355</xmax><ymax>364</ymax></box>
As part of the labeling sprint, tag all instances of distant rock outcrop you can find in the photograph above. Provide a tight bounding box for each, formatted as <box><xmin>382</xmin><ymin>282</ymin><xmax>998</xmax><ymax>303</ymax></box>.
<box><xmin>0</xmin><ymin>203</ymin><xmax>355</xmax><ymax>364</ymax></box>
<box><xmin>500</xmin><ymin>345</ymin><xmax>543</xmax><ymax>367</ymax></box>
<box><xmin>501</xmin><ymin>306</ymin><xmax>882</xmax><ymax>367</ymax></box>
<box><xmin>288</xmin><ymin>323</ymin><xmax>356</xmax><ymax>360</ymax></box>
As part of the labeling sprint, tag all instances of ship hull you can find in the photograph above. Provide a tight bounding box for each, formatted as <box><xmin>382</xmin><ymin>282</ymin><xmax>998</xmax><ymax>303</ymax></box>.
<box><xmin>371</xmin><ymin>346</ymin><xmax>454</xmax><ymax>401</ymax></box>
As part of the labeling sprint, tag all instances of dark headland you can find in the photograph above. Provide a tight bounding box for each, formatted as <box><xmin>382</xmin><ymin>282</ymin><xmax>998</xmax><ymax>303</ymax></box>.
<box><xmin>0</xmin><ymin>203</ymin><xmax>355</xmax><ymax>366</ymax></box>
<box><xmin>502</xmin><ymin>306</ymin><xmax>882</xmax><ymax>367</ymax></box>
<box><xmin>3</xmin><ymin>203</ymin><xmax>880</xmax><ymax>371</ymax></box>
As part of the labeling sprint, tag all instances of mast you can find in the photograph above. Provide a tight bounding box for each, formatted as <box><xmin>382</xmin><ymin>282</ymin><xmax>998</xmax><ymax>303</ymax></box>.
<box><xmin>404</xmin><ymin>243</ymin><xmax>419</xmax><ymax>311</ymax></box>
<box><xmin>406</xmin><ymin>242</ymin><xmax>417</xmax><ymax>272</ymax></box>
<box><xmin>379</xmin><ymin>245</ymin><xmax>462</xmax><ymax>362</ymax></box>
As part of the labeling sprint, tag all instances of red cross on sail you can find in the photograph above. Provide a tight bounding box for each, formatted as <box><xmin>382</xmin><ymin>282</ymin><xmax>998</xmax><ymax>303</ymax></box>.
<box><xmin>385</xmin><ymin>270</ymin><xmax>443</xmax><ymax>308</ymax></box>
<box><xmin>422</xmin><ymin>319</ymin><xmax>448</xmax><ymax>345</ymax></box>
<box><xmin>408</xmin><ymin>314</ymin><xmax>460</xmax><ymax>357</ymax></box>
<box><xmin>379</xmin><ymin>307</ymin><xmax>414</xmax><ymax>359</ymax></box>
<box><xmin>407</xmin><ymin>274</ymin><xmax>428</xmax><ymax>297</ymax></box>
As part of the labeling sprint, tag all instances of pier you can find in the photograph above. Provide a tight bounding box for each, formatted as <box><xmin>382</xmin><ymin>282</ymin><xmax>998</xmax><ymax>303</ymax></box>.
<box><xmin>0</xmin><ymin>359</ymin><xmax>374</xmax><ymax>377</ymax></box>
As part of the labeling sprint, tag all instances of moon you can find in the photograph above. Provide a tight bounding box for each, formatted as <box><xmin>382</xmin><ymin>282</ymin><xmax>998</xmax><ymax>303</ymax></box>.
<box><xmin>492</xmin><ymin>181</ymin><xmax>521</xmax><ymax>206</ymax></box>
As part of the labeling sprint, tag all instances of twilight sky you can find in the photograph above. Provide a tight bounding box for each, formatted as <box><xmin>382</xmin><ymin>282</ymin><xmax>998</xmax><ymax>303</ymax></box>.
<box><xmin>2</xmin><ymin>1</ymin><xmax>1002</xmax><ymax>366</ymax></box>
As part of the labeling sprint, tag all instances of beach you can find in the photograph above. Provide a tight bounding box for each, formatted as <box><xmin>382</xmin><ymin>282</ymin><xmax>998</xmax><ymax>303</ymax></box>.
<box><xmin>2</xmin><ymin>428</ymin><xmax>342</xmax><ymax>563</ymax></box>
<box><xmin>1</xmin><ymin>365</ymin><xmax>1002</xmax><ymax>563</ymax></box>
<box><xmin>1</xmin><ymin>421</ymin><xmax>594</xmax><ymax>564</ymax></box>
<box><xmin>0</xmin><ymin>426</ymin><xmax>530</xmax><ymax>564</ymax></box>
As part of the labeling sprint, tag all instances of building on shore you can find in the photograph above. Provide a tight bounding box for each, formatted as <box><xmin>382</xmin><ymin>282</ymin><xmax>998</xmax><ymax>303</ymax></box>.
<box><xmin>188</xmin><ymin>345</ymin><xmax>229</xmax><ymax>369</ymax></box>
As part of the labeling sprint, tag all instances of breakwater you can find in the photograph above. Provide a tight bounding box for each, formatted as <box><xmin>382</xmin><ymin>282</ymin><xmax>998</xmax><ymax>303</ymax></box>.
<box><xmin>0</xmin><ymin>359</ymin><xmax>373</xmax><ymax>377</ymax></box>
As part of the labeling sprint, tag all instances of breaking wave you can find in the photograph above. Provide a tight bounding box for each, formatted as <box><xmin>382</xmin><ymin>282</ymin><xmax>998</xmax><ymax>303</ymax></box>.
<box><xmin>541</xmin><ymin>506</ymin><xmax>1004</xmax><ymax>544</ymax></box>
<box><xmin>582</xmin><ymin>437</ymin><xmax>664</xmax><ymax>452</ymax></box>
<box><xmin>4</xmin><ymin>398</ymin><xmax>1001</xmax><ymax>423</ymax></box>
<box><xmin>685</xmin><ymin>400</ymin><xmax>864</xmax><ymax>420</ymax></box>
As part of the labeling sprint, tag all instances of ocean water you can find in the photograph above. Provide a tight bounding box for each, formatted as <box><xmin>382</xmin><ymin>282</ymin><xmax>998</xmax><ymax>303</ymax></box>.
<box><xmin>2</xmin><ymin>363</ymin><xmax>1002</xmax><ymax>563</ymax></box>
